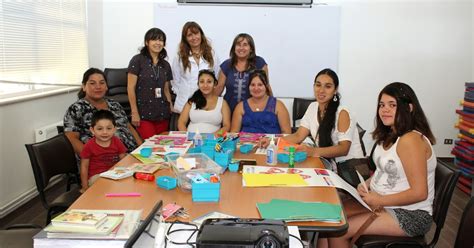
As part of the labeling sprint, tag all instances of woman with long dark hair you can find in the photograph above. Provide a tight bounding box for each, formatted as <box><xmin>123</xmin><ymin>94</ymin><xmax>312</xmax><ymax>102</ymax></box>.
<box><xmin>127</xmin><ymin>27</ymin><xmax>173</xmax><ymax>139</ymax></box>
<box><xmin>323</xmin><ymin>82</ymin><xmax>436</xmax><ymax>247</ymax></box>
<box><xmin>177</xmin><ymin>69</ymin><xmax>230</xmax><ymax>134</ymax></box>
<box><xmin>283</xmin><ymin>68</ymin><xmax>363</xmax><ymax>161</ymax></box>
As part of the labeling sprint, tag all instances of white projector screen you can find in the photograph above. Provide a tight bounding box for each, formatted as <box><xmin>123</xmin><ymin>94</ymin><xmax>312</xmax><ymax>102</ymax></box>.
<box><xmin>155</xmin><ymin>4</ymin><xmax>340</xmax><ymax>98</ymax></box>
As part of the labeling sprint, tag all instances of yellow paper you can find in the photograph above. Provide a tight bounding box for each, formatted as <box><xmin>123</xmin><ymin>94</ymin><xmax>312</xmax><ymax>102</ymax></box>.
<box><xmin>243</xmin><ymin>173</ymin><xmax>308</xmax><ymax>187</ymax></box>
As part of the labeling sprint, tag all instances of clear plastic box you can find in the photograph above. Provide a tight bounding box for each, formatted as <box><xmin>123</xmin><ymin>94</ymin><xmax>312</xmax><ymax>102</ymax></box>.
<box><xmin>166</xmin><ymin>153</ymin><xmax>224</xmax><ymax>190</ymax></box>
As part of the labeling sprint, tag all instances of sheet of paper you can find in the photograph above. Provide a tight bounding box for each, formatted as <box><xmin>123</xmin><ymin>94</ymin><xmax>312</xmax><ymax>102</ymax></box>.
<box><xmin>242</xmin><ymin>173</ymin><xmax>308</xmax><ymax>187</ymax></box>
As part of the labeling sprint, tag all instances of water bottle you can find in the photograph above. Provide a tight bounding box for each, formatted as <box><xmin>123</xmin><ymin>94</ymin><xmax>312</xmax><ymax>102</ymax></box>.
<box><xmin>194</xmin><ymin>131</ymin><xmax>203</xmax><ymax>147</ymax></box>
<box><xmin>288</xmin><ymin>146</ymin><xmax>295</xmax><ymax>168</ymax></box>
<box><xmin>266</xmin><ymin>136</ymin><xmax>277</xmax><ymax>165</ymax></box>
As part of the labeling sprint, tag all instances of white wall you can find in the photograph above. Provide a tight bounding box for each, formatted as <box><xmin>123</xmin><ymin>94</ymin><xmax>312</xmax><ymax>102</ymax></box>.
<box><xmin>96</xmin><ymin>0</ymin><xmax>472</xmax><ymax>157</ymax></box>
<box><xmin>0</xmin><ymin>92</ymin><xmax>77</xmax><ymax>217</ymax></box>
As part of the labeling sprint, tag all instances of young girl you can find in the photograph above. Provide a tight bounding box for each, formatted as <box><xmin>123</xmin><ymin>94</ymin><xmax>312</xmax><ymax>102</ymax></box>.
<box><xmin>177</xmin><ymin>69</ymin><xmax>231</xmax><ymax>135</ymax></box>
<box><xmin>323</xmin><ymin>82</ymin><xmax>436</xmax><ymax>247</ymax></box>
<box><xmin>128</xmin><ymin>28</ymin><xmax>173</xmax><ymax>139</ymax></box>
<box><xmin>79</xmin><ymin>110</ymin><xmax>127</xmax><ymax>193</ymax></box>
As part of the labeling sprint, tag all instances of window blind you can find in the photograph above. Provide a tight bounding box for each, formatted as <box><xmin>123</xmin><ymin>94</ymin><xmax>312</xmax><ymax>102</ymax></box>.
<box><xmin>0</xmin><ymin>0</ymin><xmax>88</xmax><ymax>90</ymax></box>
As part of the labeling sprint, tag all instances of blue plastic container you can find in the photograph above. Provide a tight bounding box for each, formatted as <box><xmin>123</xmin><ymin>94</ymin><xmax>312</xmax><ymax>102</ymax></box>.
<box><xmin>214</xmin><ymin>151</ymin><xmax>232</xmax><ymax>169</ymax></box>
<box><xmin>140</xmin><ymin>147</ymin><xmax>152</xmax><ymax>157</ymax></box>
<box><xmin>156</xmin><ymin>176</ymin><xmax>177</xmax><ymax>190</ymax></box>
<box><xmin>228</xmin><ymin>162</ymin><xmax>239</xmax><ymax>172</ymax></box>
<box><xmin>201</xmin><ymin>145</ymin><xmax>216</xmax><ymax>160</ymax></box>
<box><xmin>192</xmin><ymin>182</ymin><xmax>220</xmax><ymax>202</ymax></box>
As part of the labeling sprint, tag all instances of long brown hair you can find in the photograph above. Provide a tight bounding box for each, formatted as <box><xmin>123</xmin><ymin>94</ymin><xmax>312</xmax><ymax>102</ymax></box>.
<box><xmin>229</xmin><ymin>33</ymin><xmax>257</xmax><ymax>70</ymax></box>
<box><xmin>178</xmin><ymin>22</ymin><xmax>214</xmax><ymax>72</ymax></box>
<box><xmin>372</xmin><ymin>82</ymin><xmax>436</xmax><ymax>147</ymax></box>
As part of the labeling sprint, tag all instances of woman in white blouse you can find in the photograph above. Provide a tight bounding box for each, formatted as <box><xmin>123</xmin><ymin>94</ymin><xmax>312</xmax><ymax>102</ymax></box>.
<box><xmin>283</xmin><ymin>68</ymin><xmax>363</xmax><ymax>161</ymax></box>
<box><xmin>171</xmin><ymin>21</ymin><xmax>220</xmax><ymax>113</ymax></box>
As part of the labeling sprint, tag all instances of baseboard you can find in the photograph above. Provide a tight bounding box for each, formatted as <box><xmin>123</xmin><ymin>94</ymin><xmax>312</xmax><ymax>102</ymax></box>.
<box><xmin>0</xmin><ymin>176</ymin><xmax>63</xmax><ymax>218</ymax></box>
<box><xmin>0</xmin><ymin>187</ymin><xmax>38</xmax><ymax>219</ymax></box>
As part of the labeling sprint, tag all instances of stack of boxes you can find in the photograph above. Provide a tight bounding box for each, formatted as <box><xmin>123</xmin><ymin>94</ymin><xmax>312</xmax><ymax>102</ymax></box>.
<box><xmin>452</xmin><ymin>82</ymin><xmax>474</xmax><ymax>196</ymax></box>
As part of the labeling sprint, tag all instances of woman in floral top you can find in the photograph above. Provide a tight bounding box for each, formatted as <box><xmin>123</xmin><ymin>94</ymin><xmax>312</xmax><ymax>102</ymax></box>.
<box><xmin>64</xmin><ymin>68</ymin><xmax>142</xmax><ymax>154</ymax></box>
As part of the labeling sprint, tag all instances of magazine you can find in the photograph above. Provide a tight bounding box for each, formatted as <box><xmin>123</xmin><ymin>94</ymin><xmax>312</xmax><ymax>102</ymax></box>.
<box><xmin>51</xmin><ymin>211</ymin><xmax>108</xmax><ymax>228</ymax></box>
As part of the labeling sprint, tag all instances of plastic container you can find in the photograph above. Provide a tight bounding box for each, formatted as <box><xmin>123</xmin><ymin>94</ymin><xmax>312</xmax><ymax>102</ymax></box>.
<box><xmin>140</xmin><ymin>147</ymin><xmax>152</xmax><ymax>157</ymax></box>
<box><xmin>156</xmin><ymin>176</ymin><xmax>177</xmax><ymax>190</ymax></box>
<box><xmin>166</xmin><ymin>153</ymin><xmax>224</xmax><ymax>190</ymax></box>
<box><xmin>192</xmin><ymin>181</ymin><xmax>220</xmax><ymax>202</ymax></box>
<box><xmin>266</xmin><ymin>136</ymin><xmax>277</xmax><ymax>165</ymax></box>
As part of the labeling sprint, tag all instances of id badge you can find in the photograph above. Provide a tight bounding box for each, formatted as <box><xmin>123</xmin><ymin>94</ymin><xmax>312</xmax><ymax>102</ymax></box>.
<box><xmin>155</xmin><ymin>88</ymin><xmax>162</xmax><ymax>98</ymax></box>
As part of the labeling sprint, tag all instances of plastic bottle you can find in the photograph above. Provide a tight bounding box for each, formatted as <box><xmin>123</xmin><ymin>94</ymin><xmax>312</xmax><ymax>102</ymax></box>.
<box><xmin>194</xmin><ymin>130</ymin><xmax>203</xmax><ymax>147</ymax></box>
<box><xmin>288</xmin><ymin>146</ymin><xmax>295</xmax><ymax>168</ymax></box>
<box><xmin>266</xmin><ymin>136</ymin><xmax>277</xmax><ymax>166</ymax></box>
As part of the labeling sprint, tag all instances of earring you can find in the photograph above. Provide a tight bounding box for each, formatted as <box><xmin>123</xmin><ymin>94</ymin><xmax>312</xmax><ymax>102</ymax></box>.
<box><xmin>333</xmin><ymin>95</ymin><xmax>337</xmax><ymax>102</ymax></box>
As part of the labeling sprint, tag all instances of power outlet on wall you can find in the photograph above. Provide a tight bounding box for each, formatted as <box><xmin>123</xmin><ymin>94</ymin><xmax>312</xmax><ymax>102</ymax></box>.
<box><xmin>444</xmin><ymin>139</ymin><xmax>453</xmax><ymax>145</ymax></box>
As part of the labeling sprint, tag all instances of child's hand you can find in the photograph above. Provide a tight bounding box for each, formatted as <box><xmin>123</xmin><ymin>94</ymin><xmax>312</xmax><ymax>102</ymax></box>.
<box><xmin>80</xmin><ymin>187</ymin><xmax>88</xmax><ymax>194</ymax></box>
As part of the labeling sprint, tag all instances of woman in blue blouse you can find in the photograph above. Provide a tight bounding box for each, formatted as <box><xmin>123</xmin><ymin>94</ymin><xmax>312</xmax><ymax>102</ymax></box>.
<box><xmin>216</xmin><ymin>33</ymin><xmax>270</xmax><ymax>113</ymax></box>
<box><xmin>231</xmin><ymin>70</ymin><xmax>291</xmax><ymax>134</ymax></box>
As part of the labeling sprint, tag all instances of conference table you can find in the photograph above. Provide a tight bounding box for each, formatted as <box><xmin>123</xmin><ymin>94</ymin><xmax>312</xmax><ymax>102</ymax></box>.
<box><xmin>70</xmin><ymin>151</ymin><xmax>348</xmax><ymax>233</ymax></box>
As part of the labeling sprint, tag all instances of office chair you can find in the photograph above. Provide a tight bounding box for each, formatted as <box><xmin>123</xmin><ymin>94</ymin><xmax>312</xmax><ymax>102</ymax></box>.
<box><xmin>104</xmin><ymin>68</ymin><xmax>131</xmax><ymax>117</ymax></box>
<box><xmin>292</xmin><ymin>98</ymin><xmax>314</xmax><ymax>132</ymax></box>
<box><xmin>454</xmin><ymin>196</ymin><xmax>474</xmax><ymax>248</ymax></box>
<box><xmin>25</xmin><ymin>134</ymin><xmax>81</xmax><ymax>224</ymax></box>
<box><xmin>356</xmin><ymin>123</ymin><xmax>367</xmax><ymax>156</ymax></box>
<box><xmin>355</xmin><ymin>160</ymin><xmax>460</xmax><ymax>248</ymax></box>
<box><xmin>0</xmin><ymin>224</ymin><xmax>42</xmax><ymax>248</ymax></box>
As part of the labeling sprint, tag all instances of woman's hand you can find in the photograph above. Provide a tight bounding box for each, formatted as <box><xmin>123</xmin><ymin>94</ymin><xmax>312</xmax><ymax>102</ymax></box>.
<box><xmin>360</xmin><ymin>190</ymin><xmax>382</xmax><ymax>209</ymax></box>
<box><xmin>357</xmin><ymin>182</ymin><xmax>368</xmax><ymax>194</ymax></box>
<box><xmin>131</xmin><ymin>112</ymin><xmax>140</xmax><ymax>127</ymax></box>
<box><xmin>258</xmin><ymin>137</ymin><xmax>270</xmax><ymax>148</ymax></box>
<box><xmin>298</xmin><ymin>145</ymin><xmax>318</xmax><ymax>157</ymax></box>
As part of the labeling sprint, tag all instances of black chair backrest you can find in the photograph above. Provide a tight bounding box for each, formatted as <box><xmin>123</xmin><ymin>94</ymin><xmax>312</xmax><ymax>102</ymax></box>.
<box><xmin>455</xmin><ymin>196</ymin><xmax>474</xmax><ymax>248</ymax></box>
<box><xmin>25</xmin><ymin>134</ymin><xmax>78</xmax><ymax>209</ymax></box>
<box><xmin>104</xmin><ymin>68</ymin><xmax>128</xmax><ymax>96</ymax></box>
<box><xmin>292</xmin><ymin>98</ymin><xmax>314</xmax><ymax>128</ymax></box>
<box><xmin>356</xmin><ymin>123</ymin><xmax>367</xmax><ymax>156</ymax></box>
<box><xmin>429</xmin><ymin>160</ymin><xmax>460</xmax><ymax>247</ymax></box>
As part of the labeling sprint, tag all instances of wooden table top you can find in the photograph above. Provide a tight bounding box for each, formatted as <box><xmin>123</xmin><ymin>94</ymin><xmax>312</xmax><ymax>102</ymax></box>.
<box><xmin>70</xmin><ymin>152</ymin><xmax>347</xmax><ymax>233</ymax></box>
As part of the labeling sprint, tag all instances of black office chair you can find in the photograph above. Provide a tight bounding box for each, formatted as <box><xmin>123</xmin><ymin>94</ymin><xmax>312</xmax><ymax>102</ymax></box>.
<box><xmin>356</xmin><ymin>123</ymin><xmax>367</xmax><ymax>156</ymax></box>
<box><xmin>0</xmin><ymin>224</ymin><xmax>42</xmax><ymax>248</ymax></box>
<box><xmin>25</xmin><ymin>134</ymin><xmax>81</xmax><ymax>224</ymax></box>
<box><xmin>292</xmin><ymin>98</ymin><xmax>314</xmax><ymax>132</ymax></box>
<box><xmin>454</xmin><ymin>196</ymin><xmax>474</xmax><ymax>248</ymax></box>
<box><xmin>104</xmin><ymin>68</ymin><xmax>131</xmax><ymax>117</ymax></box>
<box><xmin>355</xmin><ymin>160</ymin><xmax>460</xmax><ymax>248</ymax></box>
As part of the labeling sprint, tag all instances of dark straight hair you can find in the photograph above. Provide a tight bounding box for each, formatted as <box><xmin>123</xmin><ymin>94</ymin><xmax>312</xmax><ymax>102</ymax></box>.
<box><xmin>188</xmin><ymin>69</ymin><xmax>217</xmax><ymax>109</ymax></box>
<box><xmin>140</xmin><ymin>28</ymin><xmax>168</xmax><ymax>63</ymax></box>
<box><xmin>372</xmin><ymin>82</ymin><xmax>436</xmax><ymax>147</ymax></box>
<box><xmin>77</xmin><ymin>68</ymin><xmax>107</xmax><ymax>99</ymax></box>
<box><xmin>315</xmin><ymin>68</ymin><xmax>340</xmax><ymax>148</ymax></box>
<box><xmin>91</xmin><ymin>109</ymin><xmax>116</xmax><ymax>127</ymax></box>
